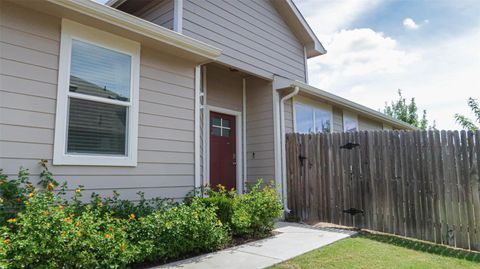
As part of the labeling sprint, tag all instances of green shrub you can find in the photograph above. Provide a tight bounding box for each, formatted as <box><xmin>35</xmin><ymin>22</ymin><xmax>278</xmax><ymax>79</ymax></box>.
<box><xmin>197</xmin><ymin>186</ymin><xmax>235</xmax><ymax>229</ymax></box>
<box><xmin>90</xmin><ymin>190</ymin><xmax>176</xmax><ymax>219</ymax></box>
<box><xmin>0</xmin><ymin>168</ymin><xmax>34</xmax><ymax>224</ymax></box>
<box><xmin>1</xmin><ymin>164</ymin><xmax>282</xmax><ymax>268</ymax></box>
<box><xmin>1</xmin><ymin>191</ymin><xmax>137</xmax><ymax>269</ymax></box>
<box><xmin>198</xmin><ymin>181</ymin><xmax>283</xmax><ymax>238</ymax></box>
<box><xmin>230</xmin><ymin>181</ymin><xmax>283</xmax><ymax>238</ymax></box>
<box><xmin>129</xmin><ymin>198</ymin><xmax>229</xmax><ymax>263</ymax></box>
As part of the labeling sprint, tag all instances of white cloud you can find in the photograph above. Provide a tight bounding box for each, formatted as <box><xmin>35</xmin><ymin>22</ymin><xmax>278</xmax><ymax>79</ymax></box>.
<box><xmin>294</xmin><ymin>0</ymin><xmax>383</xmax><ymax>37</ymax></box>
<box><xmin>308</xmin><ymin>28</ymin><xmax>480</xmax><ymax>129</ymax></box>
<box><xmin>403</xmin><ymin>18</ymin><xmax>420</xmax><ymax>30</ymax></box>
<box><xmin>296</xmin><ymin>0</ymin><xmax>479</xmax><ymax>130</ymax></box>
<box><xmin>308</xmin><ymin>28</ymin><xmax>418</xmax><ymax>89</ymax></box>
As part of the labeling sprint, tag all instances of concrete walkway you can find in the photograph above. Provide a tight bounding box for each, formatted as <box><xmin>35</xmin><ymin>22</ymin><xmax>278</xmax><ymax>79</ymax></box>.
<box><xmin>156</xmin><ymin>222</ymin><xmax>356</xmax><ymax>269</ymax></box>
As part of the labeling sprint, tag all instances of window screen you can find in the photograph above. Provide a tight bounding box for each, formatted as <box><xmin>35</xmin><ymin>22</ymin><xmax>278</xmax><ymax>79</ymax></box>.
<box><xmin>66</xmin><ymin>40</ymin><xmax>131</xmax><ymax>156</ymax></box>
<box><xmin>67</xmin><ymin>98</ymin><xmax>127</xmax><ymax>155</ymax></box>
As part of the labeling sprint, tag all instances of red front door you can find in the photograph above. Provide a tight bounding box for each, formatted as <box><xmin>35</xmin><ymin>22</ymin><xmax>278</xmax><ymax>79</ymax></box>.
<box><xmin>210</xmin><ymin>111</ymin><xmax>236</xmax><ymax>191</ymax></box>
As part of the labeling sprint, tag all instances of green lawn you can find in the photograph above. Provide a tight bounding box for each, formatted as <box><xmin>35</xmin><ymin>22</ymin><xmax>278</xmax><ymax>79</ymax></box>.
<box><xmin>270</xmin><ymin>232</ymin><xmax>480</xmax><ymax>269</ymax></box>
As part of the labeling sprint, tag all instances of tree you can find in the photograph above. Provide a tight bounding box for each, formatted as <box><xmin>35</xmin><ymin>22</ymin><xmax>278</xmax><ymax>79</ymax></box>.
<box><xmin>454</xmin><ymin>97</ymin><xmax>480</xmax><ymax>131</ymax></box>
<box><xmin>383</xmin><ymin>89</ymin><xmax>434</xmax><ymax>130</ymax></box>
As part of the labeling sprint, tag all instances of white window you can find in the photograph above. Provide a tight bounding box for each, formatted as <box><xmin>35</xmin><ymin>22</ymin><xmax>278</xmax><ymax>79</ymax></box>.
<box><xmin>53</xmin><ymin>19</ymin><xmax>140</xmax><ymax>166</ymax></box>
<box><xmin>343</xmin><ymin>111</ymin><xmax>358</xmax><ymax>132</ymax></box>
<box><xmin>294</xmin><ymin>97</ymin><xmax>332</xmax><ymax>134</ymax></box>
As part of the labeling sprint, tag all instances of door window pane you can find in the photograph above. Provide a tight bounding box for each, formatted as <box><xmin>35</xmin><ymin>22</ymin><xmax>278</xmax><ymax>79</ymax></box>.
<box><xmin>295</xmin><ymin>103</ymin><xmax>314</xmax><ymax>133</ymax></box>
<box><xmin>211</xmin><ymin>116</ymin><xmax>231</xmax><ymax>137</ymax></box>
<box><xmin>69</xmin><ymin>40</ymin><xmax>131</xmax><ymax>101</ymax></box>
<box><xmin>223</xmin><ymin>129</ymin><xmax>230</xmax><ymax>137</ymax></box>
<box><xmin>212</xmin><ymin>117</ymin><xmax>221</xmax><ymax>126</ymax></box>
<box><xmin>67</xmin><ymin>98</ymin><xmax>127</xmax><ymax>155</ymax></box>
<box><xmin>212</xmin><ymin>126</ymin><xmax>222</xmax><ymax>136</ymax></box>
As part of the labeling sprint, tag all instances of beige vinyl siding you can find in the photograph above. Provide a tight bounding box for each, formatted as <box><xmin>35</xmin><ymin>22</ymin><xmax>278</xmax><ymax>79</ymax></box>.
<box><xmin>284</xmin><ymin>99</ymin><xmax>294</xmax><ymax>133</ymax></box>
<box><xmin>332</xmin><ymin>107</ymin><xmax>343</xmax><ymax>132</ymax></box>
<box><xmin>206</xmin><ymin>65</ymin><xmax>243</xmax><ymax>112</ymax></box>
<box><xmin>359</xmin><ymin>116</ymin><xmax>384</xmax><ymax>130</ymax></box>
<box><xmin>0</xmin><ymin>1</ymin><xmax>196</xmax><ymax>201</ymax></box>
<box><xmin>133</xmin><ymin>0</ymin><xmax>174</xmax><ymax>30</ymax></box>
<box><xmin>182</xmin><ymin>0</ymin><xmax>306</xmax><ymax>81</ymax></box>
<box><xmin>245</xmin><ymin>77</ymin><xmax>275</xmax><ymax>183</ymax></box>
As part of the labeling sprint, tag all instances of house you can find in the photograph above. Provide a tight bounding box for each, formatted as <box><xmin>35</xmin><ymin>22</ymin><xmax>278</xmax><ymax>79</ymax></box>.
<box><xmin>0</xmin><ymin>0</ymin><xmax>414</xmax><ymax>206</ymax></box>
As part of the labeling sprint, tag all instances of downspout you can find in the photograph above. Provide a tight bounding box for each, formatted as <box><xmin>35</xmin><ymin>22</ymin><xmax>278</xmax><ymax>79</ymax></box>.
<box><xmin>194</xmin><ymin>65</ymin><xmax>201</xmax><ymax>191</ymax></box>
<box><xmin>242</xmin><ymin>78</ymin><xmax>247</xmax><ymax>194</ymax></box>
<box><xmin>279</xmin><ymin>86</ymin><xmax>299</xmax><ymax>213</ymax></box>
<box><xmin>202</xmin><ymin>65</ymin><xmax>208</xmax><ymax>190</ymax></box>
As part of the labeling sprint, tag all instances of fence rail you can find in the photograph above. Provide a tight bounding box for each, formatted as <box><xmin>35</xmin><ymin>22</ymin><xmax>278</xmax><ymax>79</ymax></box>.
<box><xmin>286</xmin><ymin>130</ymin><xmax>480</xmax><ymax>251</ymax></box>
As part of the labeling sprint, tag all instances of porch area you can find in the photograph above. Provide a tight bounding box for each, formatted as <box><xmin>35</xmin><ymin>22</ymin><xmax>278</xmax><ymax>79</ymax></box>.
<box><xmin>199</xmin><ymin>63</ymin><xmax>277</xmax><ymax>192</ymax></box>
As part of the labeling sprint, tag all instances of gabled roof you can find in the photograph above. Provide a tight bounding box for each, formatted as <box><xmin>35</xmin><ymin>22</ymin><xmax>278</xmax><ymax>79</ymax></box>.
<box><xmin>270</xmin><ymin>0</ymin><xmax>326</xmax><ymax>58</ymax></box>
<box><xmin>106</xmin><ymin>0</ymin><xmax>326</xmax><ymax>58</ymax></box>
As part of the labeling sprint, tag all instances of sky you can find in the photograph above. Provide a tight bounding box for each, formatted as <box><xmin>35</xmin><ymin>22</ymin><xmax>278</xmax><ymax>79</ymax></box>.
<box><xmin>96</xmin><ymin>0</ymin><xmax>479</xmax><ymax>129</ymax></box>
<box><xmin>293</xmin><ymin>0</ymin><xmax>480</xmax><ymax>129</ymax></box>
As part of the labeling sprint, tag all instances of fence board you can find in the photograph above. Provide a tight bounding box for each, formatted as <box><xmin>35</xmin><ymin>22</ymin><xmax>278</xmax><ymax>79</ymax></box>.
<box><xmin>286</xmin><ymin>130</ymin><xmax>480</xmax><ymax>251</ymax></box>
<box><xmin>472</xmin><ymin>131</ymin><xmax>480</xmax><ymax>250</ymax></box>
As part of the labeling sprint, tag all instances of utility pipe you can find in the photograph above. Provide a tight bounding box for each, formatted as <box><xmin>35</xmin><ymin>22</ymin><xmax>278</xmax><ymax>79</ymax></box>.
<box><xmin>242</xmin><ymin>78</ymin><xmax>247</xmax><ymax>194</ymax></box>
<box><xmin>279</xmin><ymin>86</ymin><xmax>299</xmax><ymax>213</ymax></box>
<box><xmin>194</xmin><ymin>65</ymin><xmax>201</xmax><ymax>191</ymax></box>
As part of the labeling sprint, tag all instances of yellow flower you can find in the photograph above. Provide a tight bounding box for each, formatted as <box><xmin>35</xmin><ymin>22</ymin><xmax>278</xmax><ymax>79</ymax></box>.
<box><xmin>129</xmin><ymin>213</ymin><xmax>136</xmax><ymax>220</ymax></box>
<box><xmin>47</xmin><ymin>183</ymin><xmax>55</xmax><ymax>191</ymax></box>
<box><xmin>7</xmin><ymin>218</ymin><xmax>16</xmax><ymax>224</ymax></box>
<box><xmin>28</xmin><ymin>192</ymin><xmax>34</xmax><ymax>198</ymax></box>
<box><xmin>64</xmin><ymin>217</ymin><xmax>72</xmax><ymax>223</ymax></box>
<box><xmin>76</xmin><ymin>231</ymin><xmax>82</xmax><ymax>237</ymax></box>
<box><xmin>217</xmin><ymin>184</ymin><xmax>226</xmax><ymax>192</ymax></box>
<box><xmin>75</xmin><ymin>222</ymin><xmax>81</xmax><ymax>227</ymax></box>
<box><xmin>105</xmin><ymin>234</ymin><xmax>112</xmax><ymax>239</ymax></box>
<box><xmin>3</xmin><ymin>239</ymin><xmax>10</xmax><ymax>244</ymax></box>
<box><xmin>75</xmin><ymin>188</ymin><xmax>81</xmax><ymax>194</ymax></box>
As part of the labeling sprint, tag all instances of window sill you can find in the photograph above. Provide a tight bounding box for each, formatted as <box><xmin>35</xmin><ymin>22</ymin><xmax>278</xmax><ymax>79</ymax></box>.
<box><xmin>53</xmin><ymin>154</ymin><xmax>137</xmax><ymax>167</ymax></box>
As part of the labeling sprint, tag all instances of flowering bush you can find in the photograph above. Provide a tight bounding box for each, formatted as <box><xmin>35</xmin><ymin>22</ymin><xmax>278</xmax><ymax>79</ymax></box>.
<box><xmin>0</xmin><ymin>164</ymin><xmax>281</xmax><ymax>268</ymax></box>
<box><xmin>197</xmin><ymin>181</ymin><xmax>283</xmax><ymax>238</ymax></box>
<box><xmin>128</xmin><ymin>199</ymin><xmax>229</xmax><ymax>263</ymax></box>
<box><xmin>1</xmin><ymin>191</ymin><xmax>137</xmax><ymax>269</ymax></box>
<box><xmin>230</xmin><ymin>181</ymin><xmax>283</xmax><ymax>237</ymax></box>
<box><xmin>197</xmin><ymin>186</ymin><xmax>236</xmax><ymax>228</ymax></box>
<box><xmin>0</xmin><ymin>168</ymin><xmax>34</xmax><ymax>224</ymax></box>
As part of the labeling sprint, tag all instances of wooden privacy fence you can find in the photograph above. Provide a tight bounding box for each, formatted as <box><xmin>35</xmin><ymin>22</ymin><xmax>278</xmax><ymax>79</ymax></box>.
<box><xmin>286</xmin><ymin>130</ymin><xmax>480</xmax><ymax>251</ymax></box>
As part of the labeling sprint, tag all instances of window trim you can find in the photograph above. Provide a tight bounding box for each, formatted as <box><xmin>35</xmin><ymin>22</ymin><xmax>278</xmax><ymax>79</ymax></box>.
<box><xmin>343</xmin><ymin>110</ymin><xmax>359</xmax><ymax>132</ymax></box>
<box><xmin>293</xmin><ymin>96</ymin><xmax>333</xmax><ymax>133</ymax></box>
<box><xmin>53</xmin><ymin>19</ymin><xmax>140</xmax><ymax>166</ymax></box>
